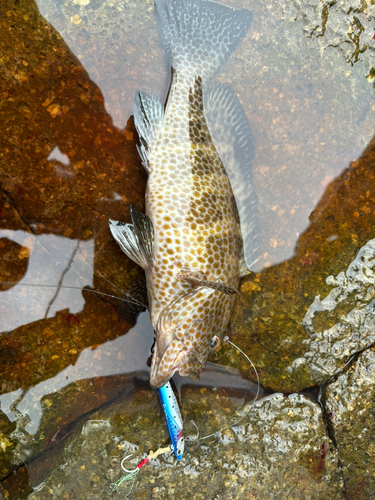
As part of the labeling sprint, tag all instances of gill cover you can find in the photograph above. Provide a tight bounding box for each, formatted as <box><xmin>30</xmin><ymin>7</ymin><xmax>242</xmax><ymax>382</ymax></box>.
<box><xmin>150</xmin><ymin>287</ymin><xmax>221</xmax><ymax>388</ymax></box>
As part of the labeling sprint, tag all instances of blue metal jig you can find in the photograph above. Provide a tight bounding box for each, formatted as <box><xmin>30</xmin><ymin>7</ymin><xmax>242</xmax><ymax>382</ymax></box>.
<box><xmin>158</xmin><ymin>381</ymin><xmax>184</xmax><ymax>460</ymax></box>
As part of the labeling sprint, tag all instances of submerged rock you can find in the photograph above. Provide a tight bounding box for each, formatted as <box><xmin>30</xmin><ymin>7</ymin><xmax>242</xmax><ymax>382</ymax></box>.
<box><xmin>0</xmin><ymin>0</ymin><xmax>150</xmax><ymax>479</ymax></box>
<box><xmin>0</xmin><ymin>289</ymin><xmax>147</xmax><ymax>477</ymax></box>
<box><xmin>214</xmin><ymin>136</ymin><xmax>375</xmax><ymax>393</ymax></box>
<box><xmin>324</xmin><ymin>346</ymin><xmax>375</xmax><ymax>499</ymax></box>
<box><xmin>278</xmin><ymin>0</ymin><xmax>375</xmax><ymax>83</ymax></box>
<box><xmin>25</xmin><ymin>388</ymin><xmax>342</xmax><ymax>500</ymax></box>
<box><xmin>0</xmin><ymin>1</ymin><xmax>146</xmax><ymax>240</ymax></box>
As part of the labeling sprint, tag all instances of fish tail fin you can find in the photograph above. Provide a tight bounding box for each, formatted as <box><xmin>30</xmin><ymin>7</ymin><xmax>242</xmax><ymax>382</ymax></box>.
<box><xmin>155</xmin><ymin>0</ymin><xmax>252</xmax><ymax>83</ymax></box>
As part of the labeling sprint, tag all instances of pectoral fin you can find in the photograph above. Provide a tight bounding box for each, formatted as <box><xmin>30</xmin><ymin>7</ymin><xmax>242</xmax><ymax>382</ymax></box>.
<box><xmin>109</xmin><ymin>204</ymin><xmax>154</xmax><ymax>270</ymax></box>
<box><xmin>177</xmin><ymin>269</ymin><xmax>238</xmax><ymax>295</ymax></box>
<box><xmin>109</xmin><ymin>219</ymin><xmax>146</xmax><ymax>269</ymax></box>
<box><xmin>130</xmin><ymin>204</ymin><xmax>154</xmax><ymax>269</ymax></box>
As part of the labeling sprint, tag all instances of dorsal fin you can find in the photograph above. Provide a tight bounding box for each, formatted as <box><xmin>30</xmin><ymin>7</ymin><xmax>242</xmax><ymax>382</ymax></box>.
<box><xmin>134</xmin><ymin>91</ymin><xmax>164</xmax><ymax>173</ymax></box>
<box><xmin>205</xmin><ymin>84</ymin><xmax>259</xmax><ymax>272</ymax></box>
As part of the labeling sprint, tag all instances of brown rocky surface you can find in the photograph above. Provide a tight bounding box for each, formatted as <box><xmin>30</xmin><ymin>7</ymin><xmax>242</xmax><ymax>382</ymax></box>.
<box><xmin>214</xmin><ymin>134</ymin><xmax>375</xmax><ymax>393</ymax></box>
<box><xmin>0</xmin><ymin>0</ymin><xmax>146</xmax><ymax>238</ymax></box>
<box><xmin>1</xmin><ymin>0</ymin><xmax>375</xmax><ymax>497</ymax></box>
<box><xmin>25</xmin><ymin>388</ymin><xmax>343</xmax><ymax>500</ymax></box>
<box><xmin>0</xmin><ymin>0</ymin><xmax>147</xmax><ymax>309</ymax></box>
<box><xmin>0</xmin><ymin>290</ymin><xmax>140</xmax><ymax>477</ymax></box>
<box><xmin>0</xmin><ymin>0</ymin><xmax>150</xmax><ymax>483</ymax></box>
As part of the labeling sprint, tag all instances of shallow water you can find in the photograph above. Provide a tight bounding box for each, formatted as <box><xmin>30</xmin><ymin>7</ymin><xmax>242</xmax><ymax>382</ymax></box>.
<box><xmin>1</xmin><ymin>0</ymin><xmax>375</xmax><ymax>498</ymax></box>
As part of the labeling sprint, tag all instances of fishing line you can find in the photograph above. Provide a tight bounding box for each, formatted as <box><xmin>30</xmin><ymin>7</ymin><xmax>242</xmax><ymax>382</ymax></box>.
<box><xmin>0</xmin><ymin>282</ymin><xmax>144</xmax><ymax>308</ymax></box>
<box><xmin>77</xmin><ymin>243</ymin><xmax>147</xmax><ymax>309</ymax></box>
<box><xmin>0</xmin><ymin>237</ymin><xmax>148</xmax><ymax>309</ymax></box>
<box><xmin>111</xmin><ymin>338</ymin><xmax>260</xmax><ymax>497</ymax></box>
<box><xmin>187</xmin><ymin>336</ymin><xmax>260</xmax><ymax>443</ymax></box>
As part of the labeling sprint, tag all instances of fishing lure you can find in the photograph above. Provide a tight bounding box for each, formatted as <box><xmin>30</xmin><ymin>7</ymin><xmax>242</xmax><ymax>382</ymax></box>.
<box><xmin>110</xmin><ymin>381</ymin><xmax>184</xmax><ymax>495</ymax></box>
<box><xmin>158</xmin><ymin>381</ymin><xmax>184</xmax><ymax>460</ymax></box>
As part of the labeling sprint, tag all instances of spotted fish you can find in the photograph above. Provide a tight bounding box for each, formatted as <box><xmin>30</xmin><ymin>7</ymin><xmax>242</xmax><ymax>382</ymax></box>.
<box><xmin>109</xmin><ymin>0</ymin><xmax>254</xmax><ymax>388</ymax></box>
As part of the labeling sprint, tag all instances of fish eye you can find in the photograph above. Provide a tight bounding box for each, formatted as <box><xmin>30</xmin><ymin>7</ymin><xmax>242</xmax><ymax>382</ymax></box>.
<box><xmin>209</xmin><ymin>335</ymin><xmax>220</xmax><ymax>351</ymax></box>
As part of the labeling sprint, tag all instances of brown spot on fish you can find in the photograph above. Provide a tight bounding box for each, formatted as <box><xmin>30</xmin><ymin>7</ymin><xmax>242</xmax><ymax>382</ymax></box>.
<box><xmin>117</xmin><ymin>0</ymin><xmax>253</xmax><ymax>389</ymax></box>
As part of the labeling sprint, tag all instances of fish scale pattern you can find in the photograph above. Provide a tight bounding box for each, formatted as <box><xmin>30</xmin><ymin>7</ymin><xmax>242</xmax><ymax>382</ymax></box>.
<box><xmin>147</xmin><ymin>71</ymin><xmax>242</xmax><ymax>387</ymax></box>
<box><xmin>109</xmin><ymin>0</ymin><xmax>252</xmax><ymax>387</ymax></box>
<box><xmin>156</xmin><ymin>0</ymin><xmax>252</xmax><ymax>81</ymax></box>
<box><xmin>109</xmin><ymin>0</ymin><xmax>254</xmax><ymax>388</ymax></box>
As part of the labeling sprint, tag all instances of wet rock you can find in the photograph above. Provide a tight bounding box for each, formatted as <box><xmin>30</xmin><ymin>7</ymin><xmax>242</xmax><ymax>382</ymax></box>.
<box><xmin>26</xmin><ymin>389</ymin><xmax>342</xmax><ymax>499</ymax></box>
<box><xmin>2</xmin><ymin>372</ymin><xmax>149</xmax><ymax>475</ymax></box>
<box><xmin>0</xmin><ymin>193</ymin><xmax>30</xmax><ymax>233</ymax></box>
<box><xmin>0</xmin><ymin>373</ymin><xmax>149</xmax><ymax>480</ymax></box>
<box><xmin>0</xmin><ymin>465</ymin><xmax>32</xmax><ymax>500</ymax></box>
<box><xmin>223</xmin><ymin>0</ymin><xmax>375</xmax><ymax>271</ymax></box>
<box><xmin>324</xmin><ymin>346</ymin><xmax>375</xmax><ymax>499</ymax></box>
<box><xmin>0</xmin><ymin>2</ymin><xmax>153</xmax><ymax>481</ymax></box>
<box><xmin>0</xmin><ymin>194</ymin><xmax>31</xmax><ymax>292</ymax></box>
<box><xmin>214</xmin><ymin>135</ymin><xmax>375</xmax><ymax>393</ymax></box>
<box><xmin>0</xmin><ymin>290</ymin><xmax>139</xmax><ymax>477</ymax></box>
<box><xmin>36</xmin><ymin>0</ymin><xmax>169</xmax><ymax>128</ymax></box>
<box><xmin>0</xmin><ymin>291</ymin><xmax>133</xmax><ymax>395</ymax></box>
<box><xmin>0</xmin><ymin>237</ymin><xmax>29</xmax><ymax>293</ymax></box>
<box><xmin>277</xmin><ymin>0</ymin><xmax>375</xmax><ymax>82</ymax></box>
<box><xmin>0</xmin><ymin>0</ymin><xmax>146</xmax><ymax>239</ymax></box>
<box><xmin>0</xmin><ymin>0</ymin><xmax>148</xmax><ymax>316</ymax></box>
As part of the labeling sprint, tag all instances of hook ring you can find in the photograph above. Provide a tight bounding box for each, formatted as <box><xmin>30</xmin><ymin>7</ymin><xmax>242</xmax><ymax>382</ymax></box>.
<box><xmin>121</xmin><ymin>454</ymin><xmax>138</xmax><ymax>474</ymax></box>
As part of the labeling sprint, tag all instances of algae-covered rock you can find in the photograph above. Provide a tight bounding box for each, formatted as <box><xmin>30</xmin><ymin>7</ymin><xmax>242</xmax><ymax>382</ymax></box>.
<box><xmin>25</xmin><ymin>388</ymin><xmax>342</xmax><ymax>500</ymax></box>
<box><xmin>0</xmin><ymin>372</ymin><xmax>148</xmax><ymax>479</ymax></box>
<box><xmin>35</xmin><ymin>0</ymin><xmax>168</xmax><ymax>129</ymax></box>
<box><xmin>0</xmin><ymin>249</ymin><xmax>150</xmax><ymax>479</ymax></box>
<box><xmin>323</xmin><ymin>346</ymin><xmax>375</xmax><ymax>499</ymax></box>
<box><xmin>214</xmin><ymin>136</ymin><xmax>375</xmax><ymax>393</ymax></box>
<box><xmin>278</xmin><ymin>0</ymin><xmax>375</xmax><ymax>82</ymax></box>
<box><xmin>0</xmin><ymin>0</ymin><xmax>147</xmax><ymax>315</ymax></box>
<box><xmin>0</xmin><ymin>0</ymin><xmax>146</xmax><ymax>239</ymax></box>
<box><xmin>0</xmin><ymin>301</ymin><xmax>152</xmax><ymax>477</ymax></box>
<box><xmin>0</xmin><ymin>0</ymin><xmax>151</xmax><ymax>478</ymax></box>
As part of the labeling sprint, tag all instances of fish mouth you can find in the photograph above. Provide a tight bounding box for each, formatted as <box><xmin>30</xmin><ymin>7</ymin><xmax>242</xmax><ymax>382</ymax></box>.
<box><xmin>150</xmin><ymin>345</ymin><xmax>201</xmax><ymax>389</ymax></box>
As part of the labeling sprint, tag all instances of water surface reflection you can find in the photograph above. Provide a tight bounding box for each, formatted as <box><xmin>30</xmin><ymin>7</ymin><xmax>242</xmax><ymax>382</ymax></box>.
<box><xmin>1</xmin><ymin>0</ymin><xmax>375</xmax><ymax>497</ymax></box>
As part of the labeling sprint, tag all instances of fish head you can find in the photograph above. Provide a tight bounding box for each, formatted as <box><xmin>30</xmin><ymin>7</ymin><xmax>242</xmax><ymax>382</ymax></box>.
<box><xmin>150</xmin><ymin>287</ymin><xmax>231</xmax><ymax>388</ymax></box>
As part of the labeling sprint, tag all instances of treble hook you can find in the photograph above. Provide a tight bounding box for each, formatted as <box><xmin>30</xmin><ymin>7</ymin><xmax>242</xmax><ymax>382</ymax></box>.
<box><xmin>121</xmin><ymin>454</ymin><xmax>138</xmax><ymax>474</ymax></box>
